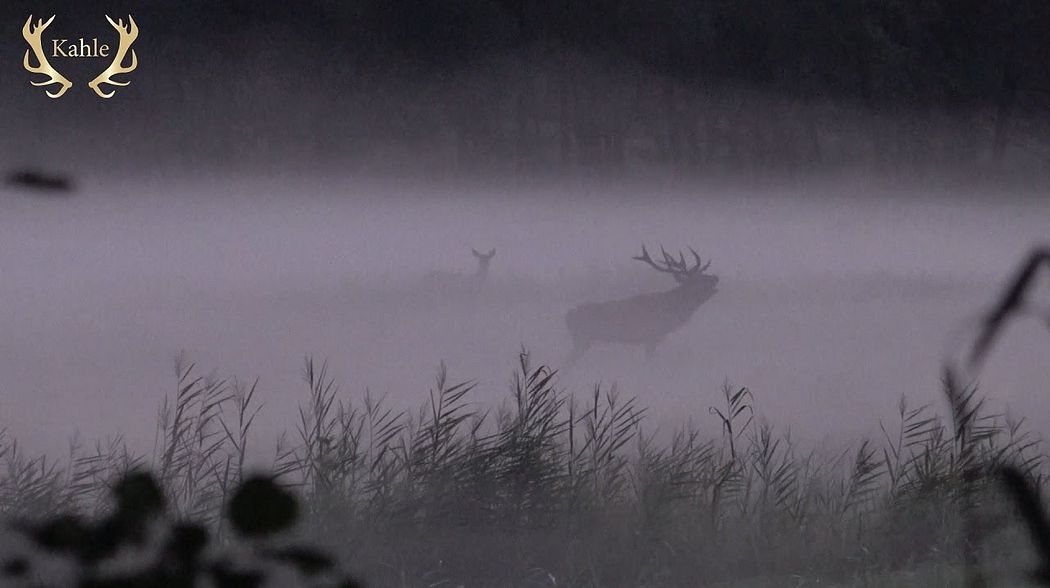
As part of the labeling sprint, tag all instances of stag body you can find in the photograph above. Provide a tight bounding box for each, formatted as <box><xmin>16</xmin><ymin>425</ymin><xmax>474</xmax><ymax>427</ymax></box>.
<box><xmin>566</xmin><ymin>246</ymin><xmax>717</xmax><ymax>364</ymax></box>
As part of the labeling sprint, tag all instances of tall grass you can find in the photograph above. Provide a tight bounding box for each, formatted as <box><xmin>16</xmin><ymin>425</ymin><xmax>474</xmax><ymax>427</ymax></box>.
<box><xmin>1</xmin><ymin>347</ymin><xmax>1045</xmax><ymax>587</ymax></box>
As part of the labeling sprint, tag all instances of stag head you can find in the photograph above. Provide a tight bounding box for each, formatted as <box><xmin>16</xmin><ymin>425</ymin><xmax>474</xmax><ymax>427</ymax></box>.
<box><xmin>472</xmin><ymin>248</ymin><xmax>496</xmax><ymax>261</ymax></box>
<box><xmin>633</xmin><ymin>244</ymin><xmax>717</xmax><ymax>289</ymax></box>
<box><xmin>471</xmin><ymin>247</ymin><xmax>495</xmax><ymax>277</ymax></box>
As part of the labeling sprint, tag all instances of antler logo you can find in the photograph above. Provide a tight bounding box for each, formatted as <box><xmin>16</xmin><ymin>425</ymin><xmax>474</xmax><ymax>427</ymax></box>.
<box><xmin>22</xmin><ymin>16</ymin><xmax>73</xmax><ymax>98</ymax></box>
<box><xmin>88</xmin><ymin>16</ymin><xmax>138</xmax><ymax>99</ymax></box>
<box><xmin>20</xmin><ymin>14</ymin><xmax>139</xmax><ymax>99</ymax></box>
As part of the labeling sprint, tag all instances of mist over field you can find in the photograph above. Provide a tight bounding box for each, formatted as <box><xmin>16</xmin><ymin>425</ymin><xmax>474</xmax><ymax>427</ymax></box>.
<box><xmin>4</xmin><ymin>1</ymin><xmax>1050</xmax><ymax>585</ymax></box>
<box><xmin>1</xmin><ymin>171</ymin><xmax>1047</xmax><ymax>460</ymax></box>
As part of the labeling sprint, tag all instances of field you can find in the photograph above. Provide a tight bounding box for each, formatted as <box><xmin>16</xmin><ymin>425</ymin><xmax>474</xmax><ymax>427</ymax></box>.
<box><xmin>0</xmin><ymin>348</ymin><xmax>1045</xmax><ymax>587</ymax></box>
<box><xmin>2</xmin><ymin>173</ymin><xmax>1048</xmax><ymax>455</ymax></box>
<box><xmin>1</xmin><ymin>174</ymin><xmax>1049</xmax><ymax>586</ymax></box>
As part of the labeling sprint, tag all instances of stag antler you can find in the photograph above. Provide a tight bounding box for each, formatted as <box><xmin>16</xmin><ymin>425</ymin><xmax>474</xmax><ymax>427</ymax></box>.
<box><xmin>633</xmin><ymin>244</ymin><xmax>710</xmax><ymax>276</ymax></box>
<box><xmin>88</xmin><ymin>15</ymin><xmax>138</xmax><ymax>98</ymax></box>
<box><xmin>688</xmin><ymin>247</ymin><xmax>711</xmax><ymax>273</ymax></box>
<box><xmin>22</xmin><ymin>16</ymin><xmax>73</xmax><ymax>99</ymax></box>
<box><xmin>634</xmin><ymin>245</ymin><xmax>679</xmax><ymax>275</ymax></box>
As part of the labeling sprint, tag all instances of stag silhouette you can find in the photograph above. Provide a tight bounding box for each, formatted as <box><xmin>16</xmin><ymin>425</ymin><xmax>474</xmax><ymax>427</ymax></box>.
<box><xmin>565</xmin><ymin>245</ymin><xmax>717</xmax><ymax>365</ymax></box>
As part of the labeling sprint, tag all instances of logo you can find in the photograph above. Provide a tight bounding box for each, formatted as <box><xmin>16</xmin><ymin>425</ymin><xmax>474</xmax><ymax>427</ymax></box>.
<box><xmin>22</xmin><ymin>14</ymin><xmax>138</xmax><ymax>99</ymax></box>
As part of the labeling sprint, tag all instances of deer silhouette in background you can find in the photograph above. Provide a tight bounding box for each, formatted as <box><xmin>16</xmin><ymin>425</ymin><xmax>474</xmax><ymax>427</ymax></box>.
<box><xmin>470</xmin><ymin>247</ymin><xmax>496</xmax><ymax>282</ymax></box>
<box><xmin>565</xmin><ymin>245</ymin><xmax>718</xmax><ymax>366</ymax></box>
<box><xmin>423</xmin><ymin>248</ymin><xmax>496</xmax><ymax>293</ymax></box>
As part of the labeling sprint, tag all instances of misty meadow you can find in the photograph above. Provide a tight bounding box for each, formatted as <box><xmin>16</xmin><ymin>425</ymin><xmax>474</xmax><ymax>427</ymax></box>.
<box><xmin>3</xmin><ymin>0</ymin><xmax>1050</xmax><ymax>586</ymax></box>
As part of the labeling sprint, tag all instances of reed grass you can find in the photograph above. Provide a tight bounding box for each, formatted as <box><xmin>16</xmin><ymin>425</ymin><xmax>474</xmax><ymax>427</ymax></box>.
<box><xmin>0</xmin><ymin>349</ymin><xmax>1043</xmax><ymax>587</ymax></box>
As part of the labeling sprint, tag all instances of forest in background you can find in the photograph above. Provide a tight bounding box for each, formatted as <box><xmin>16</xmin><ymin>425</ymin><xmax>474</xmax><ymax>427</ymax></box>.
<box><xmin>3</xmin><ymin>0</ymin><xmax>1050</xmax><ymax>179</ymax></box>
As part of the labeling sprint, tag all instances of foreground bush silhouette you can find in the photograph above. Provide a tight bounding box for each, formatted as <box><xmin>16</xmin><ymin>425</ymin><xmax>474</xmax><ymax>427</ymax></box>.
<box><xmin>944</xmin><ymin>247</ymin><xmax>1050</xmax><ymax>587</ymax></box>
<box><xmin>1</xmin><ymin>471</ymin><xmax>361</xmax><ymax>588</ymax></box>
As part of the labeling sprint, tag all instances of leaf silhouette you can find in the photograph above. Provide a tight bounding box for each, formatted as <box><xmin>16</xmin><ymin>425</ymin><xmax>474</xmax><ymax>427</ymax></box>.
<box><xmin>1</xmin><ymin>558</ymin><xmax>29</xmax><ymax>577</ymax></box>
<box><xmin>167</xmin><ymin>523</ymin><xmax>209</xmax><ymax>564</ymax></box>
<box><xmin>113</xmin><ymin>471</ymin><xmax>166</xmax><ymax>518</ymax></box>
<box><xmin>228</xmin><ymin>476</ymin><xmax>298</xmax><ymax>538</ymax></box>
<box><xmin>211</xmin><ymin>562</ymin><xmax>265</xmax><ymax>588</ymax></box>
<box><xmin>22</xmin><ymin>514</ymin><xmax>88</xmax><ymax>553</ymax></box>
<box><xmin>264</xmin><ymin>546</ymin><xmax>334</xmax><ymax>575</ymax></box>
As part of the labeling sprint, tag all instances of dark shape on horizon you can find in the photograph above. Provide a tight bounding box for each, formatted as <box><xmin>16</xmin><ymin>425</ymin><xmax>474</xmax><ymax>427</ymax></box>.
<box><xmin>422</xmin><ymin>247</ymin><xmax>497</xmax><ymax>293</ymax></box>
<box><xmin>565</xmin><ymin>244</ymin><xmax>718</xmax><ymax>365</ymax></box>
<box><xmin>5</xmin><ymin>169</ymin><xmax>75</xmax><ymax>194</ymax></box>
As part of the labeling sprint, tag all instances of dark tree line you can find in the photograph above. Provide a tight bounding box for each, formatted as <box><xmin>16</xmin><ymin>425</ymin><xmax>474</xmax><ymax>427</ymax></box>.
<box><xmin>6</xmin><ymin>0</ymin><xmax>1050</xmax><ymax>175</ymax></box>
<box><xmin>307</xmin><ymin>0</ymin><xmax>1050</xmax><ymax>173</ymax></box>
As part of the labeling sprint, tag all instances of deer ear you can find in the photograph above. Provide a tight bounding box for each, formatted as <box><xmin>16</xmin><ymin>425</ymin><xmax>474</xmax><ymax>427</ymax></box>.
<box><xmin>488</xmin><ymin>249</ymin><xmax>495</xmax><ymax>257</ymax></box>
<box><xmin>472</xmin><ymin>248</ymin><xmax>481</xmax><ymax>257</ymax></box>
